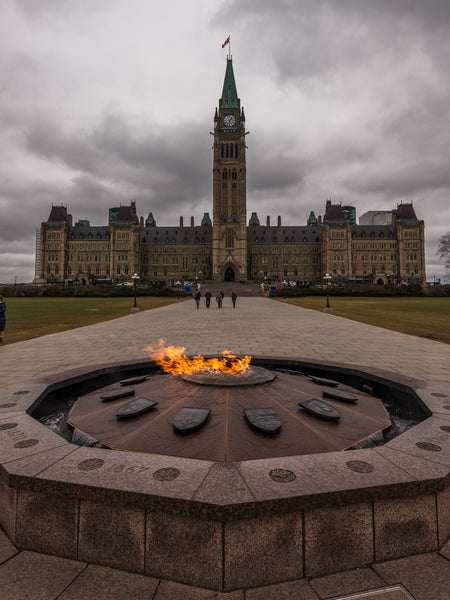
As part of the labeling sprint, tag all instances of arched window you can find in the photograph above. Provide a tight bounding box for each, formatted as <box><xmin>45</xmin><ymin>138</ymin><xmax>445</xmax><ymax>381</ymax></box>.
<box><xmin>226</xmin><ymin>231</ymin><xmax>234</xmax><ymax>249</ymax></box>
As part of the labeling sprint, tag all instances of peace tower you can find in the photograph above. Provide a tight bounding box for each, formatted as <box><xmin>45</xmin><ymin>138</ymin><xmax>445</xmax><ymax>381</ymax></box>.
<box><xmin>212</xmin><ymin>58</ymin><xmax>247</xmax><ymax>282</ymax></box>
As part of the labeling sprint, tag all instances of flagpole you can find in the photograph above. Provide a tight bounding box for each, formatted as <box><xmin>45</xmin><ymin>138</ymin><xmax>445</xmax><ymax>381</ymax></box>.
<box><xmin>228</xmin><ymin>34</ymin><xmax>231</xmax><ymax>59</ymax></box>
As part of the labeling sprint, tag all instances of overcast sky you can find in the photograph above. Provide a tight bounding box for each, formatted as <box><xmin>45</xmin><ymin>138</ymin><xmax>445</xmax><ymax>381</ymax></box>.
<box><xmin>1</xmin><ymin>0</ymin><xmax>449</xmax><ymax>283</ymax></box>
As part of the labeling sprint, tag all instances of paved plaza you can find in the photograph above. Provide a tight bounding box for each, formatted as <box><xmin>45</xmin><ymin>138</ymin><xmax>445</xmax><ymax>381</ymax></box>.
<box><xmin>0</xmin><ymin>297</ymin><xmax>449</xmax><ymax>599</ymax></box>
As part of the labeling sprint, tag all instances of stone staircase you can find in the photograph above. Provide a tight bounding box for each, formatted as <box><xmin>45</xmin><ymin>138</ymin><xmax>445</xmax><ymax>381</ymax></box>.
<box><xmin>198</xmin><ymin>281</ymin><xmax>265</xmax><ymax>297</ymax></box>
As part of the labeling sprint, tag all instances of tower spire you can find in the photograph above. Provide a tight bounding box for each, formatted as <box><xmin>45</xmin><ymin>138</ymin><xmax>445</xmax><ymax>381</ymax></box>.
<box><xmin>221</xmin><ymin>58</ymin><xmax>239</xmax><ymax>109</ymax></box>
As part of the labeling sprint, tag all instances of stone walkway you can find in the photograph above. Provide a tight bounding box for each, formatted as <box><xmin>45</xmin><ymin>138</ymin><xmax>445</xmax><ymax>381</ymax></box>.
<box><xmin>0</xmin><ymin>297</ymin><xmax>449</xmax><ymax>599</ymax></box>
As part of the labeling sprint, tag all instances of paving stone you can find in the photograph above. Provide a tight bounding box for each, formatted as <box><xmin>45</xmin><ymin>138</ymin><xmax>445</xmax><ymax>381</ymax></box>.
<box><xmin>309</xmin><ymin>567</ymin><xmax>384</xmax><ymax>598</ymax></box>
<box><xmin>246</xmin><ymin>579</ymin><xmax>319</xmax><ymax>599</ymax></box>
<box><xmin>58</xmin><ymin>564</ymin><xmax>159</xmax><ymax>599</ymax></box>
<box><xmin>0</xmin><ymin>527</ymin><xmax>17</xmax><ymax>564</ymax></box>
<box><xmin>0</xmin><ymin>551</ymin><xmax>85</xmax><ymax>600</ymax></box>
<box><xmin>324</xmin><ymin>586</ymin><xmax>415</xmax><ymax>599</ymax></box>
<box><xmin>373</xmin><ymin>552</ymin><xmax>450</xmax><ymax>600</ymax></box>
<box><xmin>154</xmin><ymin>579</ymin><xmax>244</xmax><ymax>599</ymax></box>
<box><xmin>439</xmin><ymin>539</ymin><xmax>450</xmax><ymax>561</ymax></box>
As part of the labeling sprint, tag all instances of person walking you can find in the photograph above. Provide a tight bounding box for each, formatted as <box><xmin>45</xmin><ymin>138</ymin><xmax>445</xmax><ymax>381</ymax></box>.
<box><xmin>231</xmin><ymin>290</ymin><xmax>237</xmax><ymax>308</ymax></box>
<box><xmin>205</xmin><ymin>290</ymin><xmax>212</xmax><ymax>308</ymax></box>
<box><xmin>0</xmin><ymin>295</ymin><xmax>6</xmax><ymax>343</ymax></box>
<box><xmin>194</xmin><ymin>290</ymin><xmax>201</xmax><ymax>309</ymax></box>
<box><xmin>215</xmin><ymin>291</ymin><xmax>222</xmax><ymax>308</ymax></box>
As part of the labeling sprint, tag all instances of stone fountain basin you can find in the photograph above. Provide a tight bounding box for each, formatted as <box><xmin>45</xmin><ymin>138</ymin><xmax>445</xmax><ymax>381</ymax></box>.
<box><xmin>66</xmin><ymin>369</ymin><xmax>391</xmax><ymax>461</ymax></box>
<box><xmin>0</xmin><ymin>357</ymin><xmax>448</xmax><ymax>592</ymax></box>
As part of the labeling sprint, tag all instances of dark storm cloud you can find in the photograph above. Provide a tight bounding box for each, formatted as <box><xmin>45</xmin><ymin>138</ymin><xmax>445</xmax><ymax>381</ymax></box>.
<box><xmin>25</xmin><ymin>109</ymin><xmax>212</xmax><ymax>217</ymax></box>
<box><xmin>215</xmin><ymin>0</ymin><xmax>450</xmax><ymax>80</ymax></box>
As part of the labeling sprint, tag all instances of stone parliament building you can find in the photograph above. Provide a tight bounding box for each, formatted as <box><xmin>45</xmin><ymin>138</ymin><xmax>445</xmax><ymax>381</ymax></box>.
<box><xmin>36</xmin><ymin>59</ymin><xmax>426</xmax><ymax>287</ymax></box>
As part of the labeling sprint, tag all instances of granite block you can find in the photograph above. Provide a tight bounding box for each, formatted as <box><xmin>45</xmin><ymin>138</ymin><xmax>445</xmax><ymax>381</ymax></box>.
<box><xmin>373</xmin><ymin>552</ymin><xmax>450</xmax><ymax>600</ymax></box>
<box><xmin>0</xmin><ymin>383</ymin><xmax>47</xmax><ymax>413</ymax></box>
<box><xmin>0</xmin><ymin>413</ymin><xmax>68</xmax><ymax>466</ymax></box>
<box><xmin>0</xmin><ymin>550</ymin><xmax>85</xmax><ymax>600</ymax></box>
<box><xmin>224</xmin><ymin>512</ymin><xmax>303</xmax><ymax>590</ymax></box>
<box><xmin>304</xmin><ymin>502</ymin><xmax>373</xmax><ymax>577</ymax></box>
<box><xmin>0</xmin><ymin>528</ymin><xmax>17</xmax><ymax>564</ymax></box>
<box><xmin>33</xmin><ymin>445</ymin><xmax>213</xmax><ymax>505</ymax></box>
<box><xmin>79</xmin><ymin>500</ymin><xmax>145</xmax><ymax>573</ymax></box>
<box><xmin>146</xmin><ymin>510</ymin><xmax>222</xmax><ymax>590</ymax></box>
<box><xmin>3</xmin><ymin>444</ymin><xmax>78</xmax><ymax>479</ymax></box>
<box><xmin>246</xmin><ymin>579</ymin><xmax>319</xmax><ymax>599</ymax></box>
<box><xmin>437</xmin><ymin>485</ymin><xmax>450</xmax><ymax>546</ymax></box>
<box><xmin>238</xmin><ymin>449</ymin><xmax>415</xmax><ymax>508</ymax></box>
<box><xmin>384</xmin><ymin>415</ymin><xmax>450</xmax><ymax>468</ymax></box>
<box><xmin>58</xmin><ymin>564</ymin><xmax>159</xmax><ymax>600</ymax></box>
<box><xmin>0</xmin><ymin>476</ymin><xmax>16</xmax><ymax>539</ymax></box>
<box><xmin>309</xmin><ymin>567</ymin><xmax>384</xmax><ymax>599</ymax></box>
<box><xmin>415</xmin><ymin>386</ymin><xmax>450</xmax><ymax>416</ymax></box>
<box><xmin>374</xmin><ymin>493</ymin><xmax>438</xmax><ymax>561</ymax></box>
<box><xmin>15</xmin><ymin>489</ymin><xmax>78</xmax><ymax>558</ymax></box>
<box><xmin>372</xmin><ymin>445</ymin><xmax>448</xmax><ymax>484</ymax></box>
<box><xmin>192</xmin><ymin>462</ymin><xmax>255</xmax><ymax>506</ymax></box>
<box><xmin>154</xmin><ymin>579</ymin><xmax>244</xmax><ymax>599</ymax></box>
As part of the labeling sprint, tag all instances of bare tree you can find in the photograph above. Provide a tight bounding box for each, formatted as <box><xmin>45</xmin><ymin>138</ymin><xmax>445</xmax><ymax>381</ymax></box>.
<box><xmin>437</xmin><ymin>232</ymin><xmax>450</xmax><ymax>273</ymax></box>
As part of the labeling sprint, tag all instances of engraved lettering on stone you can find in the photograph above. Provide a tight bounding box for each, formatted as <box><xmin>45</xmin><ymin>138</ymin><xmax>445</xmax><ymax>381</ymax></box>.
<box><xmin>0</xmin><ymin>403</ymin><xmax>18</xmax><ymax>409</ymax></box>
<box><xmin>416</xmin><ymin>441</ymin><xmax>441</xmax><ymax>452</ymax></box>
<box><xmin>106</xmin><ymin>463</ymin><xmax>151</xmax><ymax>475</ymax></box>
<box><xmin>440</xmin><ymin>426</ymin><xmax>450</xmax><ymax>433</ymax></box>
<box><xmin>13</xmin><ymin>390</ymin><xmax>30</xmax><ymax>396</ymax></box>
<box><xmin>0</xmin><ymin>423</ymin><xmax>18</xmax><ymax>431</ymax></box>
<box><xmin>427</xmin><ymin>432</ymin><xmax>449</xmax><ymax>443</ymax></box>
<box><xmin>431</xmin><ymin>392</ymin><xmax>447</xmax><ymax>397</ymax></box>
<box><xmin>153</xmin><ymin>467</ymin><xmax>180</xmax><ymax>481</ymax></box>
<box><xmin>269</xmin><ymin>468</ymin><xmax>296</xmax><ymax>483</ymax></box>
<box><xmin>346</xmin><ymin>460</ymin><xmax>374</xmax><ymax>473</ymax></box>
<box><xmin>7</xmin><ymin>429</ymin><xmax>26</xmax><ymax>441</ymax></box>
<box><xmin>294</xmin><ymin>465</ymin><xmax>339</xmax><ymax>478</ymax></box>
<box><xmin>14</xmin><ymin>439</ymin><xmax>39</xmax><ymax>449</ymax></box>
<box><xmin>77</xmin><ymin>458</ymin><xmax>105</xmax><ymax>471</ymax></box>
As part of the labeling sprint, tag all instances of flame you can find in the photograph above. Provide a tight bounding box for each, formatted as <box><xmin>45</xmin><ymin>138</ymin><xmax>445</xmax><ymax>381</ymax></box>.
<box><xmin>143</xmin><ymin>338</ymin><xmax>251</xmax><ymax>376</ymax></box>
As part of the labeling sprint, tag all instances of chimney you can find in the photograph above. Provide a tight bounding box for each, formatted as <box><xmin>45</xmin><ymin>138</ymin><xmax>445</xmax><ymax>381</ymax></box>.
<box><xmin>140</xmin><ymin>216</ymin><xmax>144</xmax><ymax>227</ymax></box>
<box><xmin>277</xmin><ymin>216</ymin><xmax>281</xmax><ymax>229</ymax></box>
<box><xmin>190</xmin><ymin>216</ymin><xmax>194</xmax><ymax>228</ymax></box>
<box><xmin>180</xmin><ymin>216</ymin><xmax>184</xmax><ymax>229</ymax></box>
<box><xmin>266</xmin><ymin>216</ymin><xmax>270</xmax><ymax>228</ymax></box>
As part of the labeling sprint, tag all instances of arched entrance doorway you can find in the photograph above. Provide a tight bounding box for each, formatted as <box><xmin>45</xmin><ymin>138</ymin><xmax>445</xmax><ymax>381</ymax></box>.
<box><xmin>224</xmin><ymin>267</ymin><xmax>235</xmax><ymax>282</ymax></box>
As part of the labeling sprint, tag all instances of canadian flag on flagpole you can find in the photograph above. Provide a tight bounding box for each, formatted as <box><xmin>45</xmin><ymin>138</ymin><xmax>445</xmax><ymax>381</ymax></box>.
<box><xmin>222</xmin><ymin>36</ymin><xmax>230</xmax><ymax>48</ymax></box>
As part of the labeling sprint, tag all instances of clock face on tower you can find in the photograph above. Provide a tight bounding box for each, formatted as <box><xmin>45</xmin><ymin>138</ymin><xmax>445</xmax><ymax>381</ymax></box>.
<box><xmin>224</xmin><ymin>114</ymin><xmax>236</xmax><ymax>127</ymax></box>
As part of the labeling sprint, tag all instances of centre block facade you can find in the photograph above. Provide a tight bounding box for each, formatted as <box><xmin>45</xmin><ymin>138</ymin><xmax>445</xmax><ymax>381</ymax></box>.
<box><xmin>37</xmin><ymin>59</ymin><xmax>425</xmax><ymax>287</ymax></box>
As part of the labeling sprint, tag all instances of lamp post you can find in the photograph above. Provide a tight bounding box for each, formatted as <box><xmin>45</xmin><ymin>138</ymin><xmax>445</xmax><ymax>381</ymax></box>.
<box><xmin>131</xmin><ymin>273</ymin><xmax>140</xmax><ymax>313</ymax></box>
<box><xmin>323</xmin><ymin>273</ymin><xmax>332</xmax><ymax>313</ymax></box>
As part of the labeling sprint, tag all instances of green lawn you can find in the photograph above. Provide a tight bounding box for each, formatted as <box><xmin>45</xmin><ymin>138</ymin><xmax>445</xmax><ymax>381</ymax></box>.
<box><xmin>275</xmin><ymin>297</ymin><xmax>450</xmax><ymax>344</ymax></box>
<box><xmin>0</xmin><ymin>297</ymin><xmax>181</xmax><ymax>345</ymax></box>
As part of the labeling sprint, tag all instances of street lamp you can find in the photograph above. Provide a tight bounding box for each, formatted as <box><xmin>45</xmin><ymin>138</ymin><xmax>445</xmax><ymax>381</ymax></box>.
<box><xmin>131</xmin><ymin>273</ymin><xmax>140</xmax><ymax>313</ymax></box>
<box><xmin>323</xmin><ymin>273</ymin><xmax>332</xmax><ymax>313</ymax></box>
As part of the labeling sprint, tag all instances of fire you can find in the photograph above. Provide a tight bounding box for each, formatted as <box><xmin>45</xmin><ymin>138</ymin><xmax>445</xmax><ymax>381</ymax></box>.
<box><xmin>143</xmin><ymin>338</ymin><xmax>251</xmax><ymax>376</ymax></box>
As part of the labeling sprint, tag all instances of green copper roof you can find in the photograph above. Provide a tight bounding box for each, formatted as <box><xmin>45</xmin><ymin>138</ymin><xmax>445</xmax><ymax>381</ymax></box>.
<box><xmin>308</xmin><ymin>211</ymin><xmax>317</xmax><ymax>223</ymax></box>
<box><xmin>249</xmin><ymin>212</ymin><xmax>260</xmax><ymax>226</ymax></box>
<box><xmin>201</xmin><ymin>212</ymin><xmax>212</xmax><ymax>226</ymax></box>
<box><xmin>221</xmin><ymin>59</ymin><xmax>239</xmax><ymax>108</ymax></box>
